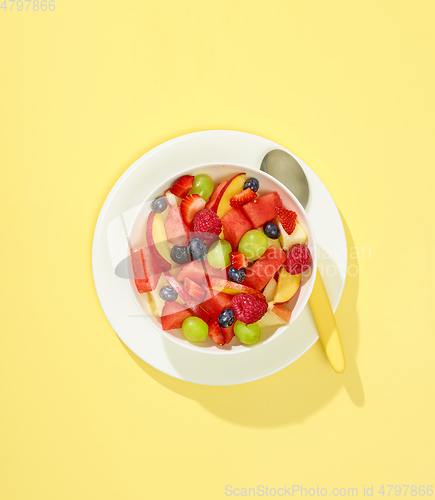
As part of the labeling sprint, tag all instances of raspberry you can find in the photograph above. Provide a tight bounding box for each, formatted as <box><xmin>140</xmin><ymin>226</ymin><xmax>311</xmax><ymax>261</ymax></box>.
<box><xmin>285</xmin><ymin>244</ymin><xmax>312</xmax><ymax>274</ymax></box>
<box><xmin>231</xmin><ymin>293</ymin><xmax>268</xmax><ymax>325</ymax></box>
<box><xmin>193</xmin><ymin>209</ymin><xmax>222</xmax><ymax>235</ymax></box>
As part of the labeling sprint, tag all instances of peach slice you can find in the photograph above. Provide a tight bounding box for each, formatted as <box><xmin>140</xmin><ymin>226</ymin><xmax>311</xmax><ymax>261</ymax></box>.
<box><xmin>208</xmin><ymin>278</ymin><xmax>266</xmax><ymax>301</ymax></box>
<box><xmin>271</xmin><ymin>303</ymin><xmax>292</xmax><ymax>323</ymax></box>
<box><xmin>151</xmin><ymin>212</ymin><xmax>172</xmax><ymax>264</ymax></box>
<box><xmin>262</xmin><ymin>277</ymin><xmax>277</xmax><ymax>302</ymax></box>
<box><xmin>273</xmin><ymin>267</ymin><xmax>301</xmax><ymax>304</ymax></box>
<box><xmin>216</xmin><ymin>173</ymin><xmax>246</xmax><ymax>219</ymax></box>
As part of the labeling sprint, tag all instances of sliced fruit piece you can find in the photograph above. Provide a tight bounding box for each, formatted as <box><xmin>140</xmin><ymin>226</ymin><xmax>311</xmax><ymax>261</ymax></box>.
<box><xmin>146</xmin><ymin>291</ymin><xmax>159</xmax><ymax>316</ymax></box>
<box><xmin>268</xmin><ymin>237</ymin><xmax>282</xmax><ymax>249</ymax></box>
<box><xmin>275</xmin><ymin>206</ymin><xmax>297</xmax><ymax>235</ymax></box>
<box><xmin>230</xmin><ymin>187</ymin><xmax>257</xmax><ymax>208</ymax></box>
<box><xmin>161</xmin><ymin>302</ymin><xmax>194</xmax><ymax>331</ymax></box>
<box><xmin>200</xmin><ymin>292</ymin><xmax>233</xmax><ymax>320</ymax></box>
<box><xmin>209</xmin><ymin>321</ymin><xmax>226</xmax><ymax>345</ymax></box>
<box><xmin>146</xmin><ymin>212</ymin><xmax>171</xmax><ymax>271</ymax></box>
<box><xmin>262</xmin><ymin>277</ymin><xmax>277</xmax><ymax>302</ymax></box>
<box><xmin>170</xmin><ymin>175</ymin><xmax>194</xmax><ymax>198</ymax></box>
<box><xmin>278</xmin><ymin>220</ymin><xmax>308</xmax><ymax>250</ymax></box>
<box><xmin>230</xmin><ymin>251</ymin><xmax>248</xmax><ymax>270</ymax></box>
<box><xmin>257</xmin><ymin>310</ymin><xmax>287</xmax><ymax>328</ymax></box>
<box><xmin>241</xmin><ymin>193</ymin><xmax>281</xmax><ymax>228</ymax></box>
<box><xmin>205</xmin><ymin>180</ymin><xmax>229</xmax><ymax>212</ymax></box>
<box><xmin>222</xmin><ymin>323</ymin><xmax>235</xmax><ymax>344</ymax></box>
<box><xmin>147</xmin><ymin>274</ymin><xmax>184</xmax><ymax>317</ymax></box>
<box><xmin>216</xmin><ymin>173</ymin><xmax>246</xmax><ymax>219</ymax></box>
<box><xmin>177</xmin><ymin>261</ymin><xmax>207</xmax><ymax>285</ymax></box>
<box><xmin>243</xmin><ymin>246</ymin><xmax>287</xmax><ymax>291</ymax></box>
<box><xmin>221</xmin><ymin>208</ymin><xmax>252</xmax><ymax>251</ymax></box>
<box><xmin>183</xmin><ymin>277</ymin><xmax>206</xmax><ymax>302</ymax></box>
<box><xmin>208</xmin><ymin>279</ymin><xmax>266</xmax><ymax>301</ymax></box>
<box><xmin>164</xmin><ymin>205</ymin><xmax>190</xmax><ymax>246</ymax></box>
<box><xmin>164</xmin><ymin>272</ymin><xmax>210</xmax><ymax>323</ymax></box>
<box><xmin>271</xmin><ymin>303</ymin><xmax>292</xmax><ymax>323</ymax></box>
<box><xmin>130</xmin><ymin>247</ymin><xmax>161</xmax><ymax>292</ymax></box>
<box><xmin>151</xmin><ymin>212</ymin><xmax>172</xmax><ymax>264</ymax></box>
<box><xmin>165</xmin><ymin>189</ymin><xmax>182</xmax><ymax>207</ymax></box>
<box><xmin>180</xmin><ymin>194</ymin><xmax>206</xmax><ymax>226</ymax></box>
<box><xmin>273</xmin><ymin>267</ymin><xmax>301</xmax><ymax>304</ymax></box>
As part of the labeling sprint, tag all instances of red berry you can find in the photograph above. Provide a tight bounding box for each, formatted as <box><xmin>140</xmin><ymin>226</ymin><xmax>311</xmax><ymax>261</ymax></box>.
<box><xmin>180</xmin><ymin>194</ymin><xmax>206</xmax><ymax>226</ymax></box>
<box><xmin>275</xmin><ymin>206</ymin><xmax>297</xmax><ymax>235</ymax></box>
<box><xmin>285</xmin><ymin>244</ymin><xmax>312</xmax><ymax>274</ymax></box>
<box><xmin>193</xmin><ymin>209</ymin><xmax>222</xmax><ymax>235</ymax></box>
<box><xmin>230</xmin><ymin>188</ymin><xmax>257</xmax><ymax>208</ymax></box>
<box><xmin>231</xmin><ymin>293</ymin><xmax>268</xmax><ymax>325</ymax></box>
<box><xmin>209</xmin><ymin>321</ymin><xmax>226</xmax><ymax>345</ymax></box>
<box><xmin>170</xmin><ymin>175</ymin><xmax>194</xmax><ymax>198</ymax></box>
<box><xmin>230</xmin><ymin>251</ymin><xmax>248</xmax><ymax>270</ymax></box>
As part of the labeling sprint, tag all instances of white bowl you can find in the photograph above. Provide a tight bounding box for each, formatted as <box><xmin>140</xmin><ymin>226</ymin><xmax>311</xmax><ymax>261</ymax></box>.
<box><xmin>128</xmin><ymin>163</ymin><xmax>317</xmax><ymax>354</ymax></box>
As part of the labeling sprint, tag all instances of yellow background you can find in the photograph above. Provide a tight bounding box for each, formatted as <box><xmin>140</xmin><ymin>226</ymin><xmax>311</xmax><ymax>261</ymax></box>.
<box><xmin>1</xmin><ymin>1</ymin><xmax>434</xmax><ymax>499</ymax></box>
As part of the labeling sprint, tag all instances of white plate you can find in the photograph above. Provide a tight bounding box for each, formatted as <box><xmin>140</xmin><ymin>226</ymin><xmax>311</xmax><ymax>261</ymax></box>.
<box><xmin>92</xmin><ymin>131</ymin><xmax>347</xmax><ymax>385</ymax></box>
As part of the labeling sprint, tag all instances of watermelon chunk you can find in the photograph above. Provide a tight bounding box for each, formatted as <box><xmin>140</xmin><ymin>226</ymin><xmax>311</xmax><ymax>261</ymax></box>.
<box><xmin>161</xmin><ymin>302</ymin><xmax>194</xmax><ymax>331</ymax></box>
<box><xmin>164</xmin><ymin>205</ymin><xmax>190</xmax><ymax>246</ymax></box>
<box><xmin>241</xmin><ymin>193</ymin><xmax>281</xmax><ymax>229</ymax></box>
<box><xmin>243</xmin><ymin>246</ymin><xmax>287</xmax><ymax>291</ymax></box>
<box><xmin>221</xmin><ymin>208</ymin><xmax>252</xmax><ymax>251</ymax></box>
<box><xmin>130</xmin><ymin>247</ymin><xmax>161</xmax><ymax>293</ymax></box>
<box><xmin>183</xmin><ymin>277</ymin><xmax>206</xmax><ymax>302</ymax></box>
<box><xmin>201</xmin><ymin>292</ymin><xmax>233</xmax><ymax>319</ymax></box>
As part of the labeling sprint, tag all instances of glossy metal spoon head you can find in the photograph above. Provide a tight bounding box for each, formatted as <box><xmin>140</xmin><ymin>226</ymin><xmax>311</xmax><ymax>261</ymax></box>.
<box><xmin>260</xmin><ymin>149</ymin><xmax>309</xmax><ymax>209</ymax></box>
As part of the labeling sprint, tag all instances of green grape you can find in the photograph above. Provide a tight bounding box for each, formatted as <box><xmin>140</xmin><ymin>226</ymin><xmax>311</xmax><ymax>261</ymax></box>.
<box><xmin>207</xmin><ymin>239</ymin><xmax>232</xmax><ymax>268</ymax></box>
<box><xmin>234</xmin><ymin>320</ymin><xmax>261</xmax><ymax>345</ymax></box>
<box><xmin>238</xmin><ymin>230</ymin><xmax>268</xmax><ymax>261</ymax></box>
<box><xmin>188</xmin><ymin>174</ymin><xmax>215</xmax><ymax>202</ymax></box>
<box><xmin>182</xmin><ymin>317</ymin><xmax>209</xmax><ymax>342</ymax></box>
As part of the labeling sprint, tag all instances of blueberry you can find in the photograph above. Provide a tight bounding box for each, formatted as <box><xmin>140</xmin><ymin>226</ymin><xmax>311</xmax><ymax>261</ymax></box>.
<box><xmin>188</xmin><ymin>237</ymin><xmax>208</xmax><ymax>262</ymax></box>
<box><xmin>170</xmin><ymin>245</ymin><xmax>191</xmax><ymax>264</ymax></box>
<box><xmin>159</xmin><ymin>285</ymin><xmax>178</xmax><ymax>302</ymax></box>
<box><xmin>218</xmin><ymin>308</ymin><xmax>235</xmax><ymax>328</ymax></box>
<box><xmin>244</xmin><ymin>178</ymin><xmax>259</xmax><ymax>192</ymax></box>
<box><xmin>263</xmin><ymin>221</ymin><xmax>280</xmax><ymax>239</ymax></box>
<box><xmin>151</xmin><ymin>197</ymin><xmax>168</xmax><ymax>213</ymax></box>
<box><xmin>228</xmin><ymin>265</ymin><xmax>246</xmax><ymax>283</ymax></box>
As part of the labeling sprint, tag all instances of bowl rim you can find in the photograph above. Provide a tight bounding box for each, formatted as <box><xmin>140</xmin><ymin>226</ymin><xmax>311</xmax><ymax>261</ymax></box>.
<box><xmin>127</xmin><ymin>161</ymin><xmax>317</xmax><ymax>354</ymax></box>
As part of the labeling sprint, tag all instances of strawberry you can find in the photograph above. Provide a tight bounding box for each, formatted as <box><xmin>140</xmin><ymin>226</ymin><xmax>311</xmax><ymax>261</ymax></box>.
<box><xmin>230</xmin><ymin>251</ymin><xmax>248</xmax><ymax>270</ymax></box>
<box><xmin>170</xmin><ymin>175</ymin><xmax>194</xmax><ymax>198</ymax></box>
<box><xmin>222</xmin><ymin>323</ymin><xmax>235</xmax><ymax>344</ymax></box>
<box><xmin>183</xmin><ymin>277</ymin><xmax>206</xmax><ymax>302</ymax></box>
<box><xmin>208</xmin><ymin>321</ymin><xmax>226</xmax><ymax>345</ymax></box>
<box><xmin>275</xmin><ymin>206</ymin><xmax>297</xmax><ymax>235</ymax></box>
<box><xmin>230</xmin><ymin>188</ymin><xmax>257</xmax><ymax>209</ymax></box>
<box><xmin>180</xmin><ymin>194</ymin><xmax>206</xmax><ymax>226</ymax></box>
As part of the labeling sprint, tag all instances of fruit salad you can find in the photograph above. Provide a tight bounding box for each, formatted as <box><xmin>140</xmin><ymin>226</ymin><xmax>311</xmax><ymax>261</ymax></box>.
<box><xmin>130</xmin><ymin>171</ymin><xmax>312</xmax><ymax>346</ymax></box>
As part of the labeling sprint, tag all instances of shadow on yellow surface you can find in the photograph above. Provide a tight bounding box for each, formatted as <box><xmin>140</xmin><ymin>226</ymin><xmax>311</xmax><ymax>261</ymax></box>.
<box><xmin>121</xmin><ymin>209</ymin><xmax>363</xmax><ymax>427</ymax></box>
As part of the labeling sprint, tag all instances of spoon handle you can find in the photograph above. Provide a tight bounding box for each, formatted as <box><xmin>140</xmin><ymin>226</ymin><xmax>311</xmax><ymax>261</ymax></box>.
<box><xmin>308</xmin><ymin>269</ymin><xmax>345</xmax><ymax>373</ymax></box>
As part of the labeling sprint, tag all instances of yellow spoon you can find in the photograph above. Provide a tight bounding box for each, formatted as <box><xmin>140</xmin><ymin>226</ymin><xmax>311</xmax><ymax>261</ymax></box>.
<box><xmin>261</xmin><ymin>149</ymin><xmax>345</xmax><ymax>373</ymax></box>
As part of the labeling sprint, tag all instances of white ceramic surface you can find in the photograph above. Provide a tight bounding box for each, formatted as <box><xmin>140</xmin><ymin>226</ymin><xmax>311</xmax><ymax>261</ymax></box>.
<box><xmin>129</xmin><ymin>162</ymin><xmax>317</xmax><ymax>354</ymax></box>
<box><xmin>92</xmin><ymin>130</ymin><xmax>347</xmax><ymax>385</ymax></box>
